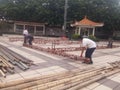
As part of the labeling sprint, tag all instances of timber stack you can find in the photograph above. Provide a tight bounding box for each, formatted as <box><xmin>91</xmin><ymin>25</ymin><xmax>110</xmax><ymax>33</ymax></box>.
<box><xmin>0</xmin><ymin>44</ymin><xmax>33</xmax><ymax>77</ymax></box>
<box><xmin>0</xmin><ymin>61</ymin><xmax>120</xmax><ymax>90</ymax></box>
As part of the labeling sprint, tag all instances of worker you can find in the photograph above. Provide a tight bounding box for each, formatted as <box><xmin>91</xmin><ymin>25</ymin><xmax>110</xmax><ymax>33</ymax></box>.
<box><xmin>80</xmin><ymin>36</ymin><xmax>96</xmax><ymax>64</ymax></box>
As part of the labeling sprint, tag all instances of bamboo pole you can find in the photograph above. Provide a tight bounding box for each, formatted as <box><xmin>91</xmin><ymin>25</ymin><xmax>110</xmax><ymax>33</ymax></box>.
<box><xmin>0</xmin><ymin>68</ymin><xmax>104</xmax><ymax>89</ymax></box>
<box><xmin>0</xmin><ymin>67</ymin><xmax>103</xmax><ymax>88</ymax></box>
<box><xmin>0</xmin><ymin>69</ymin><xmax>6</xmax><ymax>78</ymax></box>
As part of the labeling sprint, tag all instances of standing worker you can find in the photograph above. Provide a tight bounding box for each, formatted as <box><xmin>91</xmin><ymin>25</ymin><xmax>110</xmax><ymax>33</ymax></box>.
<box><xmin>23</xmin><ymin>29</ymin><xmax>28</xmax><ymax>44</ymax></box>
<box><xmin>80</xmin><ymin>36</ymin><xmax>96</xmax><ymax>64</ymax></box>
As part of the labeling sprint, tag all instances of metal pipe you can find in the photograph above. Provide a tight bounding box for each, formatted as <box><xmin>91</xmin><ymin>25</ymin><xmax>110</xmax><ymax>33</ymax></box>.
<box><xmin>19</xmin><ymin>61</ymin><xmax>29</xmax><ymax>69</ymax></box>
<box><xmin>14</xmin><ymin>61</ymin><xmax>26</xmax><ymax>71</ymax></box>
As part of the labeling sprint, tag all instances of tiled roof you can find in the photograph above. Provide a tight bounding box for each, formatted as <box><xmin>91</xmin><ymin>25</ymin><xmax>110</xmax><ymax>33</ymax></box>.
<box><xmin>71</xmin><ymin>16</ymin><xmax>104</xmax><ymax>27</ymax></box>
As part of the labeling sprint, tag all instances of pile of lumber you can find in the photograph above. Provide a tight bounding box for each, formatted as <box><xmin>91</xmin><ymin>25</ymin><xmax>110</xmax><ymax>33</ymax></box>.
<box><xmin>1</xmin><ymin>61</ymin><xmax>120</xmax><ymax>90</ymax></box>
<box><xmin>0</xmin><ymin>44</ymin><xmax>33</xmax><ymax>77</ymax></box>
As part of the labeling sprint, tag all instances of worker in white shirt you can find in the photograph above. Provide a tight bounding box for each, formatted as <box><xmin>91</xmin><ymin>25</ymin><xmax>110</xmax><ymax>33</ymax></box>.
<box><xmin>80</xmin><ymin>36</ymin><xmax>96</xmax><ymax>64</ymax></box>
<box><xmin>23</xmin><ymin>29</ymin><xmax>28</xmax><ymax>44</ymax></box>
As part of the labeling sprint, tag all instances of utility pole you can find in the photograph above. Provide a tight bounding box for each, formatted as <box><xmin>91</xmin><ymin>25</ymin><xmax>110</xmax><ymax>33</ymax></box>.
<box><xmin>63</xmin><ymin>0</ymin><xmax>68</xmax><ymax>36</ymax></box>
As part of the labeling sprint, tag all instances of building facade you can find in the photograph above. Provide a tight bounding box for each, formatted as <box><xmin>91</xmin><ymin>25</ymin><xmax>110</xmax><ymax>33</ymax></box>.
<box><xmin>0</xmin><ymin>20</ymin><xmax>64</xmax><ymax>37</ymax></box>
<box><xmin>13</xmin><ymin>21</ymin><xmax>46</xmax><ymax>36</ymax></box>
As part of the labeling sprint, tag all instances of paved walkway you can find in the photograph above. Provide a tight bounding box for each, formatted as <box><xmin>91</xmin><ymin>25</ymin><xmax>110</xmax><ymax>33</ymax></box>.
<box><xmin>0</xmin><ymin>36</ymin><xmax>120</xmax><ymax>90</ymax></box>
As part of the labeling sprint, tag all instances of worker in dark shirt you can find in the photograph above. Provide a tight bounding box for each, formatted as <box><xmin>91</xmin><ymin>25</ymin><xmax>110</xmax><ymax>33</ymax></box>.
<box><xmin>27</xmin><ymin>34</ymin><xmax>34</xmax><ymax>45</ymax></box>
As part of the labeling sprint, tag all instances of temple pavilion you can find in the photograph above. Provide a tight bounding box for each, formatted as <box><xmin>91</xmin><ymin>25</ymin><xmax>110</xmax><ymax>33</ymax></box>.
<box><xmin>71</xmin><ymin>16</ymin><xmax>104</xmax><ymax>36</ymax></box>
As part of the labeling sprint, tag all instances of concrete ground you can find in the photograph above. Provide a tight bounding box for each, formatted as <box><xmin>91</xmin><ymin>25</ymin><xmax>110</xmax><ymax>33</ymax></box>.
<box><xmin>0</xmin><ymin>35</ymin><xmax>120</xmax><ymax>90</ymax></box>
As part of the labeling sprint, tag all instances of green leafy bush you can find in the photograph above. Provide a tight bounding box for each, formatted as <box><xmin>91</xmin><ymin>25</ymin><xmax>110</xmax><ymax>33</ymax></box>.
<box><xmin>71</xmin><ymin>34</ymin><xmax>80</xmax><ymax>40</ymax></box>
<box><xmin>88</xmin><ymin>35</ymin><xmax>99</xmax><ymax>42</ymax></box>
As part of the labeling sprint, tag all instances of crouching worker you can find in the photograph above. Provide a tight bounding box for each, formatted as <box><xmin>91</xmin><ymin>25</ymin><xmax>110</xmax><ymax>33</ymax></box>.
<box><xmin>27</xmin><ymin>34</ymin><xmax>34</xmax><ymax>45</ymax></box>
<box><xmin>80</xmin><ymin>36</ymin><xmax>96</xmax><ymax>64</ymax></box>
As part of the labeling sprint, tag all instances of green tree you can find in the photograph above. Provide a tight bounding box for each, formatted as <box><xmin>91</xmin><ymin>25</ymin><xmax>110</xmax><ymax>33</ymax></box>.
<box><xmin>0</xmin><ymin>0</ymin><xmax>120</xmax><ymax>36</ymax></box>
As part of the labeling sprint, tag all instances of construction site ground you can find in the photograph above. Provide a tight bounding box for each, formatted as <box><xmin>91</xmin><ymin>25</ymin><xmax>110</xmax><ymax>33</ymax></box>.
<box><xmin>0</xmin><ymin>34</ymin><xmax>120</xmax><ymax>90</ymax></box>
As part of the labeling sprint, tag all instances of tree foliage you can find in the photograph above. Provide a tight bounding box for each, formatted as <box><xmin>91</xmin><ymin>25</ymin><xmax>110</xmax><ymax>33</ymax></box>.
<box><xmin>0</xmin><ymin>0</ymin><xmax>120</xmax><ymax>34</ymax></box>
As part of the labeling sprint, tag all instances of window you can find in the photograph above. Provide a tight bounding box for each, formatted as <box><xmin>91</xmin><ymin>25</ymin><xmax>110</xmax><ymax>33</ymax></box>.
<box><xmin>25</xmin><ymin>25</ymin><xmax>34</xmax><ymax>33</ymax></box>
<box><xmin>36</xmin><ymin>26</ymin><xmax>43</xmax><ymax>31</ymax></box>
<box><xmin>36</xmin><ymin>26</ymin><xmax>44</xmax><ymax>35</ymax></box>
<box><xmin>16</xmin><ymin>25</ymin><xmax>24</xmax><ymax>33</ymax></box>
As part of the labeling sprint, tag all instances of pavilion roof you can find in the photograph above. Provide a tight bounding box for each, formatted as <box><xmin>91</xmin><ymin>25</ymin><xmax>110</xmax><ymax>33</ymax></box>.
<box><xmin>71</xmin><ymin>16</ymin><xmax>104</xmax><ymax>27</ymax></box>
